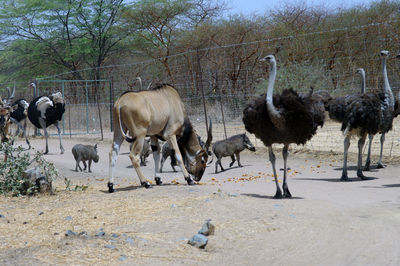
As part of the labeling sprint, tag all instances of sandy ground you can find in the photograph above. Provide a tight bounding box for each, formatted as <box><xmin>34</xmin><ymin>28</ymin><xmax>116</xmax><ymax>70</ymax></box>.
<box><xmin>0</xmin><ymin>136</ymin><xmax>399</xmax><ymax>265</ymax></box>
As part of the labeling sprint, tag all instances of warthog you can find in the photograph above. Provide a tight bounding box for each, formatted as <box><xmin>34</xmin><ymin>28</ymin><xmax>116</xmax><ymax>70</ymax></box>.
<box><xmin>130</xmin><ymin>138</ymin><xmax>151</xmax><ymax>166</ymax></box>
<box><xmin>72</xmin><ymin>144</ymin><xmax>99</xmax><ymax>172</ymax></box>
<box><xmin>212</xmin><ymin>133</ymin><xmax>256</xmax><ymax>173</ymax></box>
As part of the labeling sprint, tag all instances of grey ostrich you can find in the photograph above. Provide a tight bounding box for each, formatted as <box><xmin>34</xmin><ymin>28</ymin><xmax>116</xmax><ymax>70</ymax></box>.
<box><xmin>340</xmin><ymin>50</ymin><xmax>394</xmax><ymax>181</ymax></box>
<box><xmin>363</xmin><ymin>62</ymin><xmax>396</xmax><ymax>171</ymax></box>
<box><xmin>242</xmin><ymin>54</ymin><xmax>326</xmax><ymax>198</ymax></box>
<box><xmin>326</xmin><ymin>69</ymin><xmax>366</xmax><ymax>124</ymax></box>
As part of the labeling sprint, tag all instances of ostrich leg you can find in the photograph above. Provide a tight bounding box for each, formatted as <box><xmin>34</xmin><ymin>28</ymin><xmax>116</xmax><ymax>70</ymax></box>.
<box><xmin>364</xmin><ymin>134</ymin><xmax>373</xmax><ymax>171</ymax></box>
<box><xmin>376</xmin><ymin>133</ymin><xmax>386</xmax><ymax>168</ymax></box>
<box><xmin>282</xmin><ymin>144</ymin><xmax>292</xmax><ymax>198</ymax></box>
<box><xmin>54</xmin><ymin>121</ymin><xmax>65</xmax><ymax>154</ymax></box>
<box><xmin>38</xmin><ymin>118</ymin><xmax>49</xmax><ymax>154</ymax></box>
<box><xmin>269</xmin><ymin>146</ymin><xmax>282</xmax><ymax>199</ymax></box>
<box><xmin>356</xmin><ymin>135</ymin><xmax>368</xmax><ymax>180</ymax></box>
<box><xmin>341</xmin><ymin>136</ymin><xmax>351</xmax><ymax>181</ymax></box>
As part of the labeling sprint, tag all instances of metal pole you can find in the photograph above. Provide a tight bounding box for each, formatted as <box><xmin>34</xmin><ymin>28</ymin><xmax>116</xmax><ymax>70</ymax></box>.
<box><xmin>197</xmin><ymin>49</ymin><xmax>209</xmax><ymax>132</ymax></box>
<box><xmin>85</xmin><ymin>81</ymin><xmax>89</xmax><ymax>134</ymax></box>
<box><xmin>110</xmin><ymin>78</ymin><xmax>113</xmax><ymax>132</ymax></box>
<box><xmin>62</xmin><ymin>81</ymin><xmax>65</xmax><ymax>135</ymax></box>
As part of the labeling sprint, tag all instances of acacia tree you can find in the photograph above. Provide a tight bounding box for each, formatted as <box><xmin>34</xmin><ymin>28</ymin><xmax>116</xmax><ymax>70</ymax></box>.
<box><xmin>0</xmin><ymin>0</ymin><xmax>128</xmax><ymax>82</ymax></box>
<box><xmin>123</xmin><ymin>0</ymin><xmax>223</xmax><ymax>83</ymax></box>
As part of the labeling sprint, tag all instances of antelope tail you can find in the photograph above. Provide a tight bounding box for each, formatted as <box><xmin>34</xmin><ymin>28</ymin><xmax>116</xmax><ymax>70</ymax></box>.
<box><xmin>116</xmin><ymin>105</ymin><xmax>136</xmax><ymax>143</ymax></box>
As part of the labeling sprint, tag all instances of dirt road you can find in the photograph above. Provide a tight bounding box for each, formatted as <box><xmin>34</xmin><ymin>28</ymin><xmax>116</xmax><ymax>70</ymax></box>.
<box><xmin>0</xmin><ymin>137</ymin><xmax>399</xmax><ymax>265</ymax></box>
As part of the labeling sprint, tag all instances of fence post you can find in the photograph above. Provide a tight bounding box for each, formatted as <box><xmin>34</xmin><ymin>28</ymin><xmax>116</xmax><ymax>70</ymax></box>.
<box><xmin>62</xmin><ymin>81</ymin><xmax>65</xmax><ymax>135</ymax></box>
<box><xmin>110</xmin><ymin>78</ymin><xmax>113</xmax><ymax>132</ymax></box>
<box><xmin>85</xmin><ymin>81</ymin><xmax>89</xmax><ymax>134</ymax></box>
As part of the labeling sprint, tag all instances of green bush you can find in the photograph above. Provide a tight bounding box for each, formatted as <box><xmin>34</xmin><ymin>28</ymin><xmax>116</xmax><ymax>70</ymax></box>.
<box><xmin>0</xmin><ymin>142</ymin><xmax>59</xmax><ymax>196</ymax></box>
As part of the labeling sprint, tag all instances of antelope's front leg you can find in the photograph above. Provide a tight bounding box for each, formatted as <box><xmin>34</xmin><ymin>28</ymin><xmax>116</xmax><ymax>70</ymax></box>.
<box><xmin>167</xmin><ymin>135</ymin><xmax>194</xmax><ymax>185</ymax></box>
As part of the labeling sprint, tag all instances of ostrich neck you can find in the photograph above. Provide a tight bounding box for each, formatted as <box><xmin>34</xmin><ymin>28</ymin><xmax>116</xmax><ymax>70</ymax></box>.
<box><xmin>265</xmin><ymin>59</ymin><xmax>285</xmax><ymax>130</ymax></box>
<box><xmin>382</xmin><ymin>56</ymin><xmax>394</xmax><ymax>106</ymax></box>
<box><xmin>359</xmin><ymin>71</ymin><xmax>366</xmax><ymax>94</ymax></box>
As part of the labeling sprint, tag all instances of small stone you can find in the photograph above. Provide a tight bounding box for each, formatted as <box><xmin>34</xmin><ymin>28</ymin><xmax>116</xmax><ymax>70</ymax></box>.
<box><xmin>188</xmin><ymin>234</ymin><xmax>208</xmax><ymax>249</ymax></box>
<box><xmin>23</xmin><ymin>221</ymin><xmax>28</xmax><ymax>224</ymax></box>
<box><xmin>96</xmin><ymin>230</ymin><xmax>105</xmax><ymax>237</ymax></box>
<box><xmin>119</xmin><ymin>256</ymin><xmax>127</xmax><ymax>261</ymax></box>
<box><xmin>65</xmin><ymin>216</ymin><xmax>72</xmax><ymax>221</ymax></box>
<box><xmin>65</xmin><ymin>230</ymin><xmax>77</xmax><ymax>237</ymax></box>
<box><xmin>104</xmin><ymin>244</ymin><xmax>116</xmax><ymax>249</ymax></box>
<box><xmin>79</xmin><ymin>231</ymin><xmax>88</xmax><ymax>237</ymax></box>
<box><xmin>125</xmin><ymin>237</ymin><xmax>134</xmax><ymax>246</ymax></box>
<box><xmin>111</xmin><ymin>233</ymin><xmax>119</xmax><ymax>238</ymax></box>
<box><xmin>228</xmin><ymin>192</ymin><xmax>238</xmax><ymax>197</ymax></box>
<box><xmin>204</xmin><ymin>198</ymin><xmax>211</xmax><ymax>202</ymax></box>
<box><xmin>198</xmin><ymin>219</ymin><xmax>215</xmax><ymax>236</ymax></box>
<box><xmin>38</xmin><ymin>212</ymin><xmax>44</xmax><ymax>216</ymax></box>
<box><xmin>0</xmin><ymin>214</ymin><xmax>5</xmax><ymax>218</ymax></box>
<box><xmin>171</xmin><ymin>204</ymin><xmax>177</xmax><ymax>208</ymax></box>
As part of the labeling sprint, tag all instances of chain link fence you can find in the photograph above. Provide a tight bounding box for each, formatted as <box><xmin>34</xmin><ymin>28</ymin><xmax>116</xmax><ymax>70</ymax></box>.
<box><xmin>1</xmin><ymin>21</ymin><xmax>400</xmax><ymax>158</ymax></box>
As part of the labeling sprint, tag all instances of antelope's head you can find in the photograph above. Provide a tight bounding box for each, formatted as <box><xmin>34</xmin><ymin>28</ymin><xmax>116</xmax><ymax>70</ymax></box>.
<box><xmin>179</xmin><ymin>119</ymin><xmax>212</xmax><ymax>181</ymax></box>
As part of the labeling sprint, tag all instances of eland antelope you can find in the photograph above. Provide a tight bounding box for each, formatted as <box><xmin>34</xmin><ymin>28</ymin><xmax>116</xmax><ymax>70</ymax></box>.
<box><xmin>108</xmin><ymin>84</ymin><xmax>212</xmax><ymax>193</ymax></box>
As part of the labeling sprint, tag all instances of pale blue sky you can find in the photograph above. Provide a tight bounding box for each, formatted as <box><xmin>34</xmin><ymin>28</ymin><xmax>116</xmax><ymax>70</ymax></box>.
<box><xmin>227</xmin><ymin>0</ymin><xmax>377</xmax><ymax>16</ymax></box>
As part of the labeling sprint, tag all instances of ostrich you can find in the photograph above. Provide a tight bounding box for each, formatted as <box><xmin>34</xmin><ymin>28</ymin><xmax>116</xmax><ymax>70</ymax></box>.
<box><xmin>340</xmin><ymin>51</ymin><xmax>394</xmax><ymax>181</ymax></box>
<box><xmin>326</xmin><ymin>69</ymin><xmax>366</xmax><ymax>124</ymax></box>
<box><xmin>10</xmin><ymin>97</ymin><xmax>30</xmax><ymax>149</ymax></box>
<box><xmin>27</xmin><ymin>84</ymin><xmax>66</xmax><ymax>154</ymax></box>
<box><xmin>242</xmin><ymin>54</ymin><xmax>326</xmax><ymax>198</ymax></box>
<box><xmin>362</xmin><ymin>63</ymin><xmax>396</xmax><ymax>171</ymax></box>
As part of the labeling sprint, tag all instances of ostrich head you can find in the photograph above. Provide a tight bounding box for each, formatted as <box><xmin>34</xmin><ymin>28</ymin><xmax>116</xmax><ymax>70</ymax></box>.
<box><xmin>355</xmin><ymin>68</ymin><xmax>365</xmax><ymax>75</ymax></box>
<box><xmin>260</xmin><ymin>54</ymin><xmax>275</xmax><ymax>63</ymax></box>
<box><xmin>380</xmin><ymin>50</ymin><xmax>389</xmax><ymax>57</ymax></box>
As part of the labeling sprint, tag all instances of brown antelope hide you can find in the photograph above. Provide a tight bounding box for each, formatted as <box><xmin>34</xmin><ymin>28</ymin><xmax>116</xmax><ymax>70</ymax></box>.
<box><xmin>108</xmin><ymin>84</ymin><xmax>212</xmax><ymax>193</ymax></box>
<box><xmin>0</xmin><ymin>105</ymin><xmax>16</xmax><ymax>144</ymax></box>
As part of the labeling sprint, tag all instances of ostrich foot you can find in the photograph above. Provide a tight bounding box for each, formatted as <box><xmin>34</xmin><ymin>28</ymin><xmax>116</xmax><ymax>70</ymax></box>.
<box><xmin>273</xmin><ymin>189</ymin><xmax>283</xmax><ymax>199</ymax></box>
<box><xmin>357</xmin><ymin>170</ymin><xmax>368</xmax><ymax>180</ymax></box>
<box><xmin>283</xmin><ymin>188</ymin><xmax>292</xmax><ymax>198</ymax></box>
<box><xmin>141</xmin><ymin>181</ymin><xmax>152</xmax><ymax>188</ymax></box>
<box><xmin>363</xmin><ymin>161</ymin><xmax>371</xmax><ymax>171</ymax></box>
<box><xmin>340</xmin><ymin>173</ymin><xmax>351</xmax><ymax>182</ymax></box>
<box><xmin>107</xmin><ymin>182</ymin><xmax>115</xmax><ymax>193</ymax></box>
<box><xmin>376</xmin><ymin>162</ymin><xmax>386</xmax><ymax>169</ymax></box>
<box><xmin>155</xmin><ymin>177</ymin><xmax>162</xmax><ymax>185</ymax></box>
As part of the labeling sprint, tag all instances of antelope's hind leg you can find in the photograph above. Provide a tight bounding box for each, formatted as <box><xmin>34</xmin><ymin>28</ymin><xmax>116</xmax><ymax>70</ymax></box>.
<box><xmin>108</xmin><ymin>133</ymin><xmax>124</xmax><ymax>193</ymax></box>
<box><xmin>129</xmin><ymin>136</ymin><xmax>152</xmax><ymax>188</ymax></box>
<box><xmin>150</xmin><ymin>137</ymin><xmax>162</xmax><ymax>185</ymax></box>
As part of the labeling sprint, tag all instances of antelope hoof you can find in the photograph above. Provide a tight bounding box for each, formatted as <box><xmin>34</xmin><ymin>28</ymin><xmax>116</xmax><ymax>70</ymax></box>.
<box><xmin>283</xmin><ymin>189</ymin><xmax>292</xmax><ymax>198</ymax></box>
<box><xmin>107</xmin><ymin>182</ymin><xmax>115</xmax><ymax>193</ymax></box>
<box><xmin>141</xmin><ymin>181</ymin><xmax>152</xmax><ymax>189</ymax></box>
<box><xmin>155</xmin><ymin>177</ymin><xmax>162</xmax><ymax>185</ymax></box>
<box><xmin>186</xmin><ymin>176</ymin><xmax>195</xmax><ymax>186</ymax></box>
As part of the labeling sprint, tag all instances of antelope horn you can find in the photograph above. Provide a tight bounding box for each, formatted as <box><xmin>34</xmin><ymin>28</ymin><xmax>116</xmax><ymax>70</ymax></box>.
<box><xmin>146</xmin><ymin>81</ymin><xmax>152</xmax><ymax>90</ymax></box>
<box><xmin>204</xmin><ymin>118</ymin><xmax>212</xmax><ymax>153</ymax></box>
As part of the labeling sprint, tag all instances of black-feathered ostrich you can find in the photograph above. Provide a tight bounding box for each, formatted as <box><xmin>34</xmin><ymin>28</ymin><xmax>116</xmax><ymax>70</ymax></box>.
<box><xmin>326</xmin><ymin>68</ymin><xmax>366</xmax><ymax>124</ymax></box>
<box><xmin>9</xmin><ymin>95</ymin><xmax>31</xmax><ymax>149</ymax></box>
<box><xmin>27</xmin><ymin>83</ymin><xmax>66</xmax><ymax>154</ymax></box>
<box><xmin>242</xmin><ymin>54</ymin><xmax>326</xmax><ymax>198</ymax></box>
<box><xmin>340</xmin><ymin>50</ymin><xmax>394</xmax><ymax>181</ymax></box>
